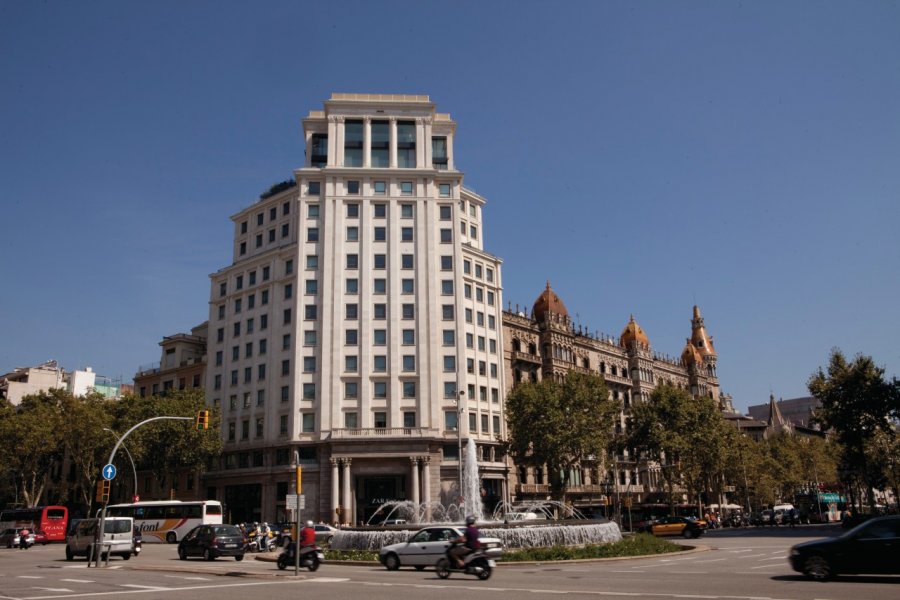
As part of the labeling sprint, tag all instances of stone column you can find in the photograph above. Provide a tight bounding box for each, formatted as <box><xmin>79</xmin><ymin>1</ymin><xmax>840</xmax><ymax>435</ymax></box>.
<box><xmin>341</xmin><ymin>458</ymin><xmax>353</xmax><ymax>526</ymax></box>
<box><xmin>363</xmin><ymin>116</ymin><xmax>371</xmax><ymax>168</ymax></box>
<box><xmin>389</xmin><ymin>117</ymin><xmax>397</xmax><ymax>168</ymax></box>
<box><xmin>423</xmin><ymin>116</ymin><xmax>433</xmax><ymax>168</ymax></box>
<box><xmin>327</xmin><ymin>115</ymin><xmax>339</xmax><ymax>167</ymax></box>
<box><xmin>304</xmin><ymin>131</ymin><xmax>313</xmax><ymax>168</ymax></box>
<box><xmin>330</xmin><ymin>458</ymin><xmax>340</xmax><ymax>525</ymax></box>
<box><xmin>446</xmin><ymin>132</ymin><xmax>454</xmax><ymax>170</ymax></box>
<box><xmin>422</xmin><ymin>456</ymin><xmax>432</xmax><ymax>522</ymax></box>
<box><xmin>335</xmin><ymin>116</ymin><xmax>345</xmax><ymax>167</ymax></box>
<box><xmin>410</xmin><ymin>457</ymin><xmax>420</xmax><ymax>506</ymax></box>
<box><xmin>415</xmin><ymin>117</ymin><xmax>425</xmax><ymax>169</ymax></box>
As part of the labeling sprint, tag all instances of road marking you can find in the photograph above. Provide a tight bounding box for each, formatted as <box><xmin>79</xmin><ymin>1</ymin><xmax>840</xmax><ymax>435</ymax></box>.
<box><xmin>693</xmin><ymin>558</ymin><xmax>727</xmax><ymax>563</ymax></box>
<box><xmin>20</xmin><ymin>580</ymin><xmax>292</xmax><ymax>600</ymax></box>
<box><xmin>163</xmin><ymin>575</ymin><xmax>210</xmax><ymax>581</ymax></box>
<box><xmin>61</xmin><ymin>579</ymin><xmax>94</xmax><ymax>583</ymax></box>
<box><xmin>121</xmin><ymin>584</ymin><xmax>171</xmax><ymax>590</ymax></box>
<box><xmin>17</xmin><ymin>575</ymin><xmax>43</xmax><ymax>579</ymax></box>
<box><xmin>307</xmin><ymin>577</ymin><xmax>350</xmax><ymax>583</ymax></box>
<box><xmin>34</xmin><ymin>588</ymin><xmax>74</xmax><ymax>593</ymax></box>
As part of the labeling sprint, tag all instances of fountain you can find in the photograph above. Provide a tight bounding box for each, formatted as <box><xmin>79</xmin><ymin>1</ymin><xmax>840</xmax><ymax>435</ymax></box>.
<box><xmin>331</xmin><ymin>438</ymin><xmax>622</xmax><ymax>551</ymax></box>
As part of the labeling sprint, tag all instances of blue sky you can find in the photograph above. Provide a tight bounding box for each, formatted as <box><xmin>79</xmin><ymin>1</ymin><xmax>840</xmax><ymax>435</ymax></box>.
<box><xmin>2</xmin><ymin>1</ymin><xmax>898</xmax><ymax>413</ymax></box>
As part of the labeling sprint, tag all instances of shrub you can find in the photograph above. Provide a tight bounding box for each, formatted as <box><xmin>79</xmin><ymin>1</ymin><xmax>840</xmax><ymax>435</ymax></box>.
<box><xmin>502</xmin><ymin>533</ymin><xmax>683</xmax><ymax>562</ymax></box>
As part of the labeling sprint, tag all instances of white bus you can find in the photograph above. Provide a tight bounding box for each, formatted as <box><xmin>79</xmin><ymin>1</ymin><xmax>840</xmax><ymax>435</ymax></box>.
<box><xmin>104</xmin><ymin>500</ymin><xmax>223</xmax><ymax>543</ymax></box>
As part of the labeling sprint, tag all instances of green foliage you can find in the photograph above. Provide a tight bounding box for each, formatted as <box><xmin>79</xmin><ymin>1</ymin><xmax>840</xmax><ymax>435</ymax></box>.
<box><xmin>259</xmin><ymin>179</ymin><xmax>297</xmax><ymax>199</ymax></box>
<box><xmin>503</xmin><ymin>372</ymin><xmax>619</xmax><ymax>500</ymax></box>
<box><xmin>502</xmin><ymin>533</ymin><xmax>683</xmax><ymax>561</ymax></box>
<box><xmin>628</xmin><ymin>384</ymin><xmax>732</xmax><ymax>508</ymax></box>
<box><xmin>325</xmin><ymin>549</ymin><xmax>380</xmax><ymax>562</ymax></box>
<box><xmin>808</xmin><ymin>349</ymin><xmax>900</xmax><ymax>509</ymax></box>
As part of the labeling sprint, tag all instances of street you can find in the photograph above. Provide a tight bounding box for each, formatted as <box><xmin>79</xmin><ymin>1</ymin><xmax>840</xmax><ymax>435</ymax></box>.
<box><xmin>0</xmin><ymin>525</ymin><xmax>896</xmax><ymax>600</ymax></box>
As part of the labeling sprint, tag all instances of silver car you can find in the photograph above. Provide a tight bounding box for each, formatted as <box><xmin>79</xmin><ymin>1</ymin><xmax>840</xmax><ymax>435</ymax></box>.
<box><xmin>379</xmin><ymin>526</ymin><xmax>503</xmax><ymax>571</ymax></box>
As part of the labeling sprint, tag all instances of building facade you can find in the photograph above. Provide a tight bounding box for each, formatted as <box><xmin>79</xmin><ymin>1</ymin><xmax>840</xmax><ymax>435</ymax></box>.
<box><xmin>502</xmin><ymin>283</ymin><xmax>732</xmax><ymax>508</ymax></box>
<box><xmin>203</xmin><ymin>94</ymin><xmax>507</xmax><ymax>525</ymax></box>
<box><xmin>133</xmin><ymin>322</ymin><xmax>207</xmax><ymax>398</ymax></box>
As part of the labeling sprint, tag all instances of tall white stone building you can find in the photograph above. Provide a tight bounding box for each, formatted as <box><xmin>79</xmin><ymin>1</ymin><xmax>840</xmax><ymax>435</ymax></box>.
<box><xmin>204</xmin><ymin>94</ymin><xmax>507</xmax><ymax>524</ymax></box>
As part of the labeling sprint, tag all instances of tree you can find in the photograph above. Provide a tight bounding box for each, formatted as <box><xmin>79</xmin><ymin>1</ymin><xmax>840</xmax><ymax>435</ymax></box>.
<box><xmin>628</xmin><ymin>383</ymin><xmax>732</xmax><ymax>513</ymax></box>
<box><xmin>808</xmin><ymin>349</ymin><xmax>900</xmax><ymax>511</ymax></box>
<box><xmin>503</xmin><ymin>371</ymin><xmax>619</xmax><ymax>503</ymax></box>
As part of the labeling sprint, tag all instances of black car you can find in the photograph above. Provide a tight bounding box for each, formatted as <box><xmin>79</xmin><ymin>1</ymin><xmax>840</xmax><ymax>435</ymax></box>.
<box><xmin>789</xmin><ymin>515</ymin><xmax>900</xmax><ymax>581</ymax></box>
<box><xmin>177</xmin><ymin>524</ymin><xmax>246</xmax><ymax>561</ymax></box>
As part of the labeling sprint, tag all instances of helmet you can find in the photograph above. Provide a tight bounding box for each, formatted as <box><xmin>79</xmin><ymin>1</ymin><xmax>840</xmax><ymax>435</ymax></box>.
<box><xmin>263</xmin><ymin>522</ymin><xmax>268</xmax><ymax>527</ymax></box>
<box><xmin>306</xmin><ymin>520</ymin><xmax>314</xmax><ymax>528</ymax></box>
<box><xmin>465</xmin><ymin>515</ymin><xmax>476</xmax><ymax>525</ymax></box>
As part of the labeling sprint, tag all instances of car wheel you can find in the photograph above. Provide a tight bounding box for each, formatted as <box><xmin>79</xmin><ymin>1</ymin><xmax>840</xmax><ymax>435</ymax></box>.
<box><xmin>122</xmin><ymin>554</ymin><xmax>131</xmax><ymax>561</ymax></box>
<box><xmin>682</xmin><ymin>529</ymin><xmax>693</xmax><ymax>539</ymax></box>
<box><xmin>804</xmin><ymin>555</ymin><xmax>833</xmax><ymax>581</ymax></box>
<box><xmin>65</xmin><ymin>545</ymin><xmax>73</xmax><ymax>561</ymax></box>
<box><xmin>178</xmin><ymin>547</ymin><xmax>187</xmax><ymax>560</ymax></box>
<box><xmin>324</xmin><ymin>535</ymin><xmax>334</xmax><ymax>546</ymax></box>
<box><xmin>203</xmin><ymin>548</ymin><xmax>213</xmax><ymax>561</ymax></box>
<box><xmin>384</xmin><ymin>552</ymin><xmax>401</xmax><ymax>571</ymax></box>
<box><xmin>166</xmin><ymin>532</ymin><xmax>177</xmax><ymax>544</ymax></box>
<box><xmin>235</xmin><ymin>554</ymin><xmax>244</xmax><ymax>561</ymax></box>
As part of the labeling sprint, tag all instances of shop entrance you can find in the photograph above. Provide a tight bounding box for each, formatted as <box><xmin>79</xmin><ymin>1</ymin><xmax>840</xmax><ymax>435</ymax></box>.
<box><xmin>357</xmin><ymin>475</ymin><xmax>406</xmax><ymax>524</ymax></box>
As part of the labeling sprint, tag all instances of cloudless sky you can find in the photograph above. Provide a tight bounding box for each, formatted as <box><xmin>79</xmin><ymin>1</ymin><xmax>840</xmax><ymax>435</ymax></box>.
<box><xmin>2</xmin><ymin>0</ymin><xmax>898</xmax><ymax>413</ymax></box>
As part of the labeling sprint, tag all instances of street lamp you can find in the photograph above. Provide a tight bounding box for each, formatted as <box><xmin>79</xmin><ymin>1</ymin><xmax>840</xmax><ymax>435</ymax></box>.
<box><xmin>457</xmin><ymin>388</ymin><xmax>466</xmax><ymax>503</ymax></box>
<box><xmin>103</xmin><ymin>428</ymin><xmax>138</xmax><ymax>501</ymax></box>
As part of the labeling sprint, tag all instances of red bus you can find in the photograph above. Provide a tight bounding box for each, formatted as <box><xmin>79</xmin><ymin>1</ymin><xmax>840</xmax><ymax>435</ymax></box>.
<box><xmin>0</xmin><ymin>506</ymin><xmax>69</xmax><ymax>542</ymax></box>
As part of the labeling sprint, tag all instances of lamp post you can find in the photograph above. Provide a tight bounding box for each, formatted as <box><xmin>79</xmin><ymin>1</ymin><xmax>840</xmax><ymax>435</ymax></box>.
<box><xmin>457</xmin><ymin>388</ymin><xmax>466</xmax><ymax>503</ymax></box>
<box><xmin>103</xmin><ymin>428</ymin><xmax>138</xmax><ymax>501</ymax></box>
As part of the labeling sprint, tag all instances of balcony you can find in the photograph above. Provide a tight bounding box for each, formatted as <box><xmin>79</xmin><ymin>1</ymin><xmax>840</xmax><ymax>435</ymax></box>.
<box><xmin>329</xmin><ymin>427</ymin><xmax>437</xmax><ymax>440</ymax></box>
<box><xmin>510</xmin><ymin>351</ymin><xmax>541</xmax><ymax>365</ymax></box>
<box><xmin>517</xmin><ymin>484</ymin><xmax>550</xmax><ymax>495</ymax></box>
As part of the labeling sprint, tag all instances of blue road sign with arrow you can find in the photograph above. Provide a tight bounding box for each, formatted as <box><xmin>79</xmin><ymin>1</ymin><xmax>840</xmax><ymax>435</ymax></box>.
<box><xmin>102</xmin><ymin>464</ymin><xmax>117</xmax><ymax>481</ymax></box>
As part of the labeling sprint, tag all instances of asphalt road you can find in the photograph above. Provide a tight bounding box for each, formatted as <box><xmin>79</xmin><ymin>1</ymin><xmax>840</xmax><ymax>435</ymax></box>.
<box><xmin>0</xmin><ymin>524</ymin><xmax>896</xmax><ymax>600</ymax></box>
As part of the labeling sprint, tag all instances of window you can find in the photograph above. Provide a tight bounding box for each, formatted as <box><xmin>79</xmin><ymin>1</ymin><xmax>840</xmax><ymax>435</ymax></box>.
<box><xmin>262</xmin><ymin>266</ymin><xmax>270</xmax><ymax>281</ymax></box>
<box><xmin>466</xmin><ymin>333</ymin><xmax>474</xmax><ymax>348</ymax></box>
<box><xmin>302</xmin><ymin>383</ymin><xmax>315</xmax><ymax>400</ymax></box>
<box><xmin>283</xmin><ymin>201</ymin><xmax>290</xmax><ymax>216</ymax></box>
<box><xmin>310</xmin><ymin>134</ymin><xmax>327</xmax><ymax>167</ymax></box>
<box><xmin>303</xmin><ymin>356</ymin><xmax>316</xmax><ymax>373</ymax></box>
<box><xmin>373</xmin><ymin>329</ymin><xmax>386</xmax><ymax>345</ymax></box>
<box><xmin>281</xmin><ymin>386</ymin><xmax>289</xmax><ymax>403</ymax></box>
<box><xmin>259</xmin><ymin>338</ymin><xmax>267</xmax><ymax>354</ymax></box>
<box><xmin>308</xmin><ymin>204</ymin><xmax>319</xmax><ymax>218</ymax></box>
<box><xmin>476</xmin><ymin>287</ymin><xmax>483</xmax><ymax>302</ymax></box>
<box><xmin>489</xmin><ymin>339</ymin><xmax>497</xmax><ymax>353</ymax></box>
<box><xmin>283</xmin><ymin>308</ymin><xmax>292</xmax><ymax>324</ymax></box>
<box><xmin>374</xmin><ymin>226</ymin><xmax>386</xmax><ymax>241</ymax></box>
<box><xmin>256</xmin><ymin>417</ymin><xmax>264</xmax><ymax>437</ymax></box>
<box><xmin>308</xmin><ymin>181</ymin><xmax>321</xmax><ymax>195</ymax></box>
<box><xmin>305</xmin><ymin>305</ymin><xmax>317</xmax><ymax>320</ymax></box>
<box><xmin>401</xmin><ymin>254</ymin><xmax>414</xmax><ymax>269</ymax></box>
<box><xmin>239</xmin><ymin>242</ymin><xmax>246</xmax><ymax>255</ymax></box>
<box><xmin>346</xmin><ymin>303</ymin><xmax>359</xmax><ymax>320</ymax></box>
<box><xmin>397</xmin><ymin>121</ymin><xmax>416</xmax><ymax>167</ymax></box>
<box><xmin>487</xmin><ymin>291</ymin><xmax>495</xmax><ymax>306</ymax></box>
<box><xmin>283</xmin><ymin>333</ymin><xmax>291</xmax><ymax>349</ymax></box>
<box><xmin>346</xmin><ymin>278</ymin><xmax>358</xmax><ymax>294</ymax></box>
<box><xmin>281</xmin><ymin>359</ymin><xmax>290</xmax><ymax>376</ymax></box>
<box><xmin>245</xmin><ymin>342</ymin><xmax>253</xmax><ymax>357</ymax></box>
<box><xmin>440</xmin><ymin>255</ymin><xmax>452</xmax><ymax>270</ymax></box>
<box><xmin>248</xmin><ymin>294</ymin><xmax>255</xmax><ymax>309</ymax></box>
<box><xmin>400</xmin><ymin>181</ymin><xmax>413</xmax><ymax>195</ymax></box>
<box><xmin>402</xmin><ymin>329</ymin><xmax>415</xmax><ymax>345</ymax></box>
<box><xmin>490</xmin><ymin>363</ymin><xmax>498</xmax><ymax>377</ymax></box>
<box><xmin>373</xmin><ymin>303</ymin><xmax>386</xmax><ymax>319</ymax></box>
<box><xmin>373</xmin><ymin>279</ymin><xmax>386</xmax><ymax>294</ymax></box>
<box><xmin>240</xmin><ymin>221</ymin><xmax>248</xmax><ymax>234</ymax></box>
<box><xmin>347</xmin><ymin>181</ymin><xmax>360</xmax><ymax>195</ymax></box>
<box><xmin>442</xmin><ymin>330</ymin><xmax>455</xmax><ymax>346</ymax></box>
<box><xmin>285</xmin><ymin>283</ymin><xmax>294</xmax><ymax>299</ymax></box>
<box><xmin>232</xmin><ymin>346</ymin><xmax>240</xmax><ymax>361</ymax></box>
<box><xmin>233</xmin><ymin>322</ymin><xmax>241</xmax><ymax>336</ymax></box>
<box><xmin>261</xmin><ymin>290</ymin><xmax>269</xmax><ymax>305</ymax></box>
<box><xmin>374</xmin><ymin>412</ymin><xmax>387</xmax><ymax>428</ymax></box>
<box><xmin>219</xmin><ymin>282</ymin><xmax>227</xmax><ymax>297</ymax></box>
<box><xmin>402</xmin><ymin>304</ymin><xmax>415</xmax><ymax>319</ymax></box>
<box><xmin>307</xmin><ymin>255</ymin><xmax>318</xmax><ymax>270</ymax></box>
<box><xmin>479</xmin><ymin>361</ymin><xmax>486</xmax><ymax>376</ymax></box>
<box><xmin>477</xmin><ymin>312</ymin><xmax>484</xmax><ymax>326</ymax></box>
<box><xmin>401</xmin><ymin>279</ymin><xmax>414</xmax><ymax>294</ymax></box>
<box><xmin>401</xmin><ymin>227</ymin><xmax>413</xmax><ymax>241</ymax></box>
<box><xmin>442</xmin><ymin>304</ymin><xmax>454</xmax><ymax>320</ymax></box>
<box><xmin>443</xmin><ymin>356</ymin><xmax>456</xmax><ymax>372</ymax></box>
<box><xmin>488</xmin><ymin>315</ymin><xmax>495</xmax><ymax>329</ymax></box>
<box><xmin>492</xmin><ymin>388</ymin><xmax>499</xmax><ymax>403</ymax></box>
<box><xmin>346</xmin><ymin>226</ymin><xmax>358</xmax><ymax>241</ymax></box>
<box><xmin>373</xmin><ymin>381</ymin><xmax>387</xmax><ymax>398</ymax></box>
<box><xmin>217</xmin><ymin>327</ymin><xmax>224</xmax><ymax>342</ymax></box>
<box><xmin>440</xmin><ymin>229</ymin><xmax>452</xmax><ymax>243</ymax></box>
<box><xmin>439</xmin><ymin>183</ymin><xmax>451</xmax><ymax>197</ymax></box>
<box><xmin>402</xmin><ymin>355</ymin><xmax>416</xmax><ymax>371</ymax></box>
<box><xmin>439</xmin><ymin>205</ymin><xmax>451</xmax><ymax>220</ymax></box>
<box><xmin>344</xmin><ymin>412</ymin><xmax>358</xmax><ymax>429</ymax></box>
<box><xmin>373</xmin><ymin>355</ymin><xmax>387</xmax><ymax>372</ymax></box>
<box><xmin>445</xmin><ymin>412</ymin><xmax>458</xmax><ymax>433</ymax></box>
<box><xmin>401</xmin><ymin>204</ymin><xmax>413</xmax><ymax>218</ymax></box>
<box><xmin>345</xmin><ymin>329</ymin><xmax>358</xmax><ymax>345</ymax></box>
<box><xmin>481</xmin><ymin>414</ymin><xmax>489</xmax><ymax>434</ymax></box>
<box><xmin>371</xmin><ymin>120</ymin><xmax>389</xmax><ymax>167</ymax></box>
<box><xmin>470</xmin><ymin>225</ymin><xmax>478</xmax><ymax>240</ymax></box>
<box><xmin>374</xmin><ymin>254</ymin><xmax>386</xmax><ymax>269</ymax></box>
<box><xmin>234</xmin><ymin>298</ymin><xmax>242</xmax><ymax>313</ymax></box>
<box><xmin>346</xmin><ymin>203</ymin><xmax>359</xmax><ymax>219</ymax></box>
<box><xmin>486</xmin><ymin>268</ymin><xmax>494</xmax><ymax>282</ymax></box>
<box><xmin>302</xmin><ymin>413</ymin><xmax>315</xmax><ymax>433</ymax></box>
<box><xmin>345</xmin><ymin>381</ymin><xmax>358</xmax><ymax>399</ymax></box>
<box><xmin>478</xmin><ymin>336</ymin><xmax>486</xmax><ymax>351</ymax></box>
<box><xmin>402</xmin><ymin>381</ymin><xmax>416</xmax><ymax>398</ymax></box>
<box><xmin>374</xmin><ymin>200</ymin><xmax>386</xmax><ymax>214</ymax></box>
<box><xmin>469</xmin><ymin>412</ymin><xmax>477</xmax><ymax>433</ymax></box>
<box><xmin>403</xmin><ymin>412</ymin><xmax>416</xmax><ymax>428</ymax></box>
<box><xmin>307</xmin><ymin>227</ymin><xmax>319</xmax><ymax>242</ymax></box>
<box><xmin>279</xmin><ymin>415</ymin><xmax>288</xmax><ymax>435</ymax></box>
<box><xmin>344</xmin><ymin>119</ymin><xmax>363</xmax><ymax>167</ymax></box>
<box><xmin>244</xmin><ymin>367</ymin><xmax>252</xmax><ymax>383</ymax></box>
<box><xmin>304</xmin><ymin>330</ymin><xmax>316</xmax><ymax>346</ymax></box>
<box><xmin>255</xmin><ymin>233</ymin><xmax>262</xmax><ymax>248</ymax></box>
<box><xmin>346</xmin><ymin>254</ymin><xmax>358</xmax><ymax>269</ymax></box>
<box><xmin>242</xmin><ymin>420</ymin><xmax>249</xmax><ymax>440</ymax></box>
<box><xmin>441</xmin><ymin>280</ymin><xmax>454</xmax><ymax>295</ymax></box>
<box><xmin>433</xmin><ymin>137</ymin><xmax>448</xmax><ymax>169</ymax></box>
<box><xmin>236</xmin><ymin>275</ymin><xmax>244</xmax><ymax>290</ymax></box>
<box><xmin>465</xmin><ymin>308</ymin><xmax>472</xmax><ymax>323</ymax></box>
<box><xmin>218</xmin><ymin>305</ymin><xmax>225</xmax><ymax>320</ymax></box>
<box><xmin>215</xmin><ymin>350</ymin><xmax>223</xmax><ymax>366</ymax></box>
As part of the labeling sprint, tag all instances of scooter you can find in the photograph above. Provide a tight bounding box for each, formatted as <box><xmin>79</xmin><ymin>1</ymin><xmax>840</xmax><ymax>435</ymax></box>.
<box><xmin>435</xmin><ymin>543</ymin><xmax>495</xmax><ymax>580</ymax></box>
<box><xmin>277</xmin><ymin>542</ymin><xmax>324</xmax><ymax>571</ymax></box>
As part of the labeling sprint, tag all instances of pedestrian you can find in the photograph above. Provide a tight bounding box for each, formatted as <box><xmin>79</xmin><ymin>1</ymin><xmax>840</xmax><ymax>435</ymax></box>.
<box><xmin>18</xmin><ymin>528</ymin><xmax>29</xmax><ymax>550</ymax></box>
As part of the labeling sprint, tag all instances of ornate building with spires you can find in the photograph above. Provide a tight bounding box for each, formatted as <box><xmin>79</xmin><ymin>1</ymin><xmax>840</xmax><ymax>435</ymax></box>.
<box><xmin>502</xmin><ymin>282</ymin><xmax>734</xmax><ymax>508</ymax></box>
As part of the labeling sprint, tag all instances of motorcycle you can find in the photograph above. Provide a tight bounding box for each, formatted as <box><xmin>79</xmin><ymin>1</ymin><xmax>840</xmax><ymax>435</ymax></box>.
<box><xmin>435</xmin><ymin>543</ymin><xmax>495</xmax><ymax>580</ymax></box>
<box><xmin>277</xmin><ymin>542</ymin><xmax>324</xmax><ymax>571</ymax></box>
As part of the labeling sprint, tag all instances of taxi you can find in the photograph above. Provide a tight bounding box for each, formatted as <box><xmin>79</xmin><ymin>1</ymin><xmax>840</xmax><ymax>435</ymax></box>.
<box><xmin>640</xmin><ymin>516</ymin><xmax>707</xmax><ymax>538</ymax></box>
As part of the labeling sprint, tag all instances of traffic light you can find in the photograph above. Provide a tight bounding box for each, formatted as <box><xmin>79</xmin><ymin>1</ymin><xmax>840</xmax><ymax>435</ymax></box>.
<box><xmin>96</xmin><ymin>479</ymin><xmax>111</xmax><ymax>503</ymax></box>
<box><xmin>195</xmin><ymin>410</ymin><xmax>210</xmax><ymax>430</ymax></box>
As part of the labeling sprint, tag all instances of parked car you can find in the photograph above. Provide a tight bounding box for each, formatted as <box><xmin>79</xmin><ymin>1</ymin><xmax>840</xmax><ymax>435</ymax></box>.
<box><xmin>789</xmin><ymin>515</ymin><xmax>900</xmax><ymax>580</ymax></box>
<box><xmin>65</xmin><ymin>517</ymin><xmax>133</xmax><ymax>561</ymax></box>
<box><xmin>177</xmin><ymin>524</ymin><xmax>245</xmax><ymax>561</ymax></box>
<box><xmin>379</xmin><ymin>526</ymin><xmax>503</xmax><ymax>571</ymax></box>
<box><xmin>33</xmin><ymin>530</ymin><xmax>48</xmax><ymax>545</ymax></box>
<box><xmin>314</xmin><ymin>523</ymin><xmax>337</xmax><ymax>544</ymax></box>
<box><xmin>1</xmin><ymin>528</ymin><xmax>35</xmax><ymax>548</ymax></box>
<box><xmin>639</xmin><ymin>516</ymin><xmax>707</xmax><ymax>539</ymax></box>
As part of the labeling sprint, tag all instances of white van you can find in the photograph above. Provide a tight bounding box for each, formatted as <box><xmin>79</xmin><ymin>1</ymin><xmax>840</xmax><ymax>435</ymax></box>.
<box><xmin>65</xmin><ymin>517</ymin><xmax>134</xmax><ymax>561</ymax></box>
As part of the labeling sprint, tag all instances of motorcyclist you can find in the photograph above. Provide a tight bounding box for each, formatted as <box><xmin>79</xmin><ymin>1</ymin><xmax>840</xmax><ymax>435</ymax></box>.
<box><xmin>449</xmin><ymin>515</ymin><xmax>480</xmax><ymax>568</ymax></box>
<box><xmin>259</xmin><ymin>522</ymin><xmax>270</xmax><ymax>551</ymax></box>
